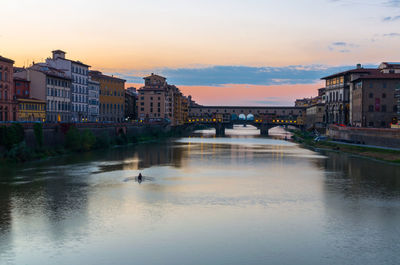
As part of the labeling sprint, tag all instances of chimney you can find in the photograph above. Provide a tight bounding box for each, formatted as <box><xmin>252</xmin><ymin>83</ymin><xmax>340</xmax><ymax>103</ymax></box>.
<box><xmin>356</xmin><ymin>64</ymin><xmax>362</xmax><ymax>69</ymax></box>
<box><xmin>52</xmin><ymin>50</ymin><xmax>66</xmax><ymax>60</ymax></box>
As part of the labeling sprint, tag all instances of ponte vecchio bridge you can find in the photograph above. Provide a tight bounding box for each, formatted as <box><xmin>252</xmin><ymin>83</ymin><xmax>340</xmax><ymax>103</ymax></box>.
<box><xmin>188</xmin><ymin>106</ymin><xmax>306</xmax><ymax>136</ymax></box>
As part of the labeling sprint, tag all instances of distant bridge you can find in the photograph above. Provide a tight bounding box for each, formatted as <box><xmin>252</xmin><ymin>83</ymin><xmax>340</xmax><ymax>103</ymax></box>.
<box><xmin>188</xmin><ymin>106</ymin><xmax>305</xmax><ymax>136</ymax></box>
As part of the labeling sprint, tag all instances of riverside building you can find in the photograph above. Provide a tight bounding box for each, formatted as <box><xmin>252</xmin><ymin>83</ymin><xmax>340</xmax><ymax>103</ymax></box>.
<box><xmin>125</xmin><ymin>87</ymin><xmax>137</xmax><ymax>121</ymax></box>
<box><xmin>89</xmin><ymin>71</ymin><xmax>125</xmax><ymax>123</ymax></box>
<box><xmin>321</xmin><ymin>63</ymin><xmax>400</xmax><ymax>128</ymax></box>
<box><xmin>14</xmin><ymin>64</ymin><xmax>72</xmax><ymax>122</ymax></box>
<box><xmin>0</xmin><ymin>55</ymin><xmax>17</xmax><ymax>121</ymax></box>
<box><xmin>14</xmin><ymin>77</ymin><xmax>46</xmax><ymax>122</ymax></box>
<box><xmin>137</xmin><ymin>74</ymin><xmax>189</xmax><ymax>126</ymax></box>
<box><xmin>88</xmin><ymin>78</ymin><xmax>100</xmax><ymax>122</ymax></box>
<box><xmin>46</xmin><ymin>50</ymin><xmax>90</xmax><ymax>122</ymax></box>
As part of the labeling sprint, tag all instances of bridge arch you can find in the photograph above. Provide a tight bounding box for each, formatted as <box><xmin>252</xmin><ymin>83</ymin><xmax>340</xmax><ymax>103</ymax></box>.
<box><xmin>238</xmin><ymin>114</ymin><xmax>246</xmax><ymax>120</ymax></box>
<box><xmin>246</xmin><ymin>114</ymin><xmax>254</xmax><ymax>121</ymax></box>
<box><xmin>231</xmin><ymin>113</ymin><xmax>238</xmax><ymax>121</ymax></box>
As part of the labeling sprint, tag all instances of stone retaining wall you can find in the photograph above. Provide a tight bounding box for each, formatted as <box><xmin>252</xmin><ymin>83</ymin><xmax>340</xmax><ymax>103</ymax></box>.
<box><xmin>327</xmin><ymin>125</ymin><xmax>400</xmax><ymax>148</ymax></box>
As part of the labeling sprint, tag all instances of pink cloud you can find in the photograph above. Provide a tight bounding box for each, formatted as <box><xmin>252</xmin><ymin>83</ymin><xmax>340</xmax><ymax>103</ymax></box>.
<box><xmin>127</xmin><ymin>82</ymin><xmax>323</xmax><ymax>106</ymax></box>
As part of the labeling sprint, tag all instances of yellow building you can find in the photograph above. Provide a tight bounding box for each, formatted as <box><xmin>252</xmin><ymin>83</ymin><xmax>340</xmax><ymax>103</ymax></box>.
<box><xmin>17</xmin><ymin>98</ymin><xmax>46</xmax><ymax>122</ymax></box>
<box><xmin>89</xmin><ymin>71</ymin><xmax>126</xmax><ymax>122</ymax></box>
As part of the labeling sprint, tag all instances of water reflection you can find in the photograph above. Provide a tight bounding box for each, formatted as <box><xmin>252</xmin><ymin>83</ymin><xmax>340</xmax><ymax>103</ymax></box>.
<box><xmin>0</xmin><ymin>127</ymin><xmax>399</xmax><ymax>265</ymax></box>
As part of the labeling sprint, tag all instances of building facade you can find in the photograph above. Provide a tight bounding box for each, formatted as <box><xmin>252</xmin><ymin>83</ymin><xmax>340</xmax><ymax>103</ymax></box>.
<box><xmin>88</xmin><ymin>78</ymin><xmax>100</xmax><ymax>122</ymax></box>
<box><xmin>46</xmin><ymin>50</ymin><xmax>90</xmax><ymax>122</ymax></box>
<box><xmin>137</xmin><ymin>74</ymin><xmax>186</xmax><ymax>124</ymax></box>
<box><xmin>138</xmin><ymin>74</ymin><xmax>168</xmax><ymax>121</ymax></box>
<box><xmin>351</xmin><ymin>76</ymin><xmax>400</xmax><ymax>128</ymax></box>
<box><xmin>17</xmin><ymin>98</ymin><xmax>46</xmax><ymax>122</ymax></box>
<box><xmin>305</xmin><ymin>103</ymin><xmax>325</xmax><ymax>130</ymax></box>
<box><xmin>322</xmin><ymin>65</ymin><xmax>380</xmax><ymax>125</ymax></box>
<box><xmin>89</xmin><ymin>71</ymin><xmax>125</xmax><ymax>123</ymax></box>
<box><xmin>125</xmin><ymin>87</ymin><xmax>137</xmax><ymax>121</ymax></box>
<box><xmin>14</xmin><ymin>77</ymin><xmax>30</xmax><ymax>98</ymax></box>
<box><xmin>14</xmin><ymin>64</ymin><xmax>72</xmax><ymax>122</ymax></box>
<box><xmin>0</xmin><ymin>56</ymin><xmax>16</xmax><ymax>121</ymax></box>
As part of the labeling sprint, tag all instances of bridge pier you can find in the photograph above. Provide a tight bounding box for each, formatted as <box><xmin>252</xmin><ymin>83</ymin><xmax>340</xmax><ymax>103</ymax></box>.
<box><xmin>215</xmin><ymin>124</ymin><xmax>226</xmax><ymax>137</ymax></box>
<box><xmin>260</xmin><ymin>124</ymin><xmax>270</xmax><ymax>136</ymax></box>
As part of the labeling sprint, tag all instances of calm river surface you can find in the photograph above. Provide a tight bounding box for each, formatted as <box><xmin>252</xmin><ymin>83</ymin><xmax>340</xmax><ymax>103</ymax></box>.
<box><xmin>1</xmin><ymin>126</ymin><xmax>400</xmax><ymax>265</ymax></box>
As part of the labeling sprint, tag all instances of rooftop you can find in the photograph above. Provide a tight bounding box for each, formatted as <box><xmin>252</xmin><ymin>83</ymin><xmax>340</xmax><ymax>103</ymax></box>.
<box><xmin>144</xmin><ymin>73</ymin><xmax>166</xmax><ymax>80</ymax></box>
<box><xmin>352</xmin><ymin>73</ymin><xmax>400</xmax><ymax>81</ymax></box>
<box><xmin>321</xmin><ymin>68</ymin><xmax>378</xmax><ymax>80</ymax></box>
<box><xmin>0</xmin><ymin>55</ymin><xmax>15</xmax><ymax>64</ymax></box>
<box><xmin>89</xmin><ymin>70</ymin><xmax>126</xmax><ymax>82</ymax></box>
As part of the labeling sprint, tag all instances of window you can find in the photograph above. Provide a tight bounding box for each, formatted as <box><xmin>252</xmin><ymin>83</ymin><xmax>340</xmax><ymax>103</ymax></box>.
<box><xmin>382</xmin><ymin>105</ymin><xmax>387</xmax><ymax>112</ymax></box>
<box><xmin>368</xmin><ymin>121</ymin><xmax>374</xmax><ymax>127</ymax></box>
<box><xmin>368</xmin><ymin>105</ymin><xmax>374</xmax><ymax>112</ymax></box>
<box><xmin>382</xmin><ymin>93</ymin><xmax>386</xmax><ymax>98</ymax></box>
<box><xmin>383</xmin><ymin>83</ymin><xmax>387</xmax><ymax>88</ymax></box>
<box><xmin>369</xmin><ymin>93</ymin><xmax>373</xmax><ymax>98</ymax></box>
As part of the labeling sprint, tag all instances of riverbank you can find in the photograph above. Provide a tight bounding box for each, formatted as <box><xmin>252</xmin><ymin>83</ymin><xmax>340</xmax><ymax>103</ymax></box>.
<box><xmin>291</xmin><ymin>130</ymin><xmax>400</xmax><ymax>164</ymax></box>
<box><xmin>0</xmin><ymin>123</ymin><xmax>193</xmax><ymax>164</ymax></box>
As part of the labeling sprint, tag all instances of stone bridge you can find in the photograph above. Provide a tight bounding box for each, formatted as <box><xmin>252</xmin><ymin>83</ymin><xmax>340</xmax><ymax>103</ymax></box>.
<box><xmin>188</xmin><ymin>106</ymin><xmax>305</xmax><ymax>136</ymax></box>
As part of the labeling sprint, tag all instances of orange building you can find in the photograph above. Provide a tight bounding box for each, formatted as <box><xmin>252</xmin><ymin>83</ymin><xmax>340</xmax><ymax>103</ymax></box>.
<box><xmin>137</xmin><ymin>74</ymin><xmax>189</xmax><ymax>125</ymax></box>
<box><xmin>89</xmin><ymin>71</ymin><xmax>126</xmax><ymax>123</ymax></box>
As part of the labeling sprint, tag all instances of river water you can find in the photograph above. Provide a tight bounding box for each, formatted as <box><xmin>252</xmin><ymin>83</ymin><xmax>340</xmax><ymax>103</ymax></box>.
<box><xmin>0</xmin><ymin>126</ymin><xmax>400</xmax><ymax>265</ymax></box>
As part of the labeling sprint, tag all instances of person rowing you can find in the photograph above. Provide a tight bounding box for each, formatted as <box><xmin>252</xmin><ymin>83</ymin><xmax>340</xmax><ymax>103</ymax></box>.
<box><xmin>138</xmin><ymin>173</ymin><xmax>143</xmax><ymax>182</ymax></box>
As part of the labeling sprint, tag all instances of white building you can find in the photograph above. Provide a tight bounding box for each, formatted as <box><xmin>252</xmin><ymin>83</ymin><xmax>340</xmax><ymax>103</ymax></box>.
<box><xmin>88</xmin><ymin>77</ymin><xmax>100</xmax><ymax>122</ymax></box>
<box><xmin>14</xmin><ymin>64</ymin><xmax>72</xmax><ymax>122</ymax></box>
<box><xmin>46</xmin><ymin>50</ymin><xmax>90</xmax><ymax>122</ymax></box>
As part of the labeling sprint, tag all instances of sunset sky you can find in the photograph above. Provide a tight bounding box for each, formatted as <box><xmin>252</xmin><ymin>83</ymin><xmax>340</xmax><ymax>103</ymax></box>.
<box><xmin>1</xmin><ymin>0</ymin><xmax>400</xmax><ymax>105</ymax></box>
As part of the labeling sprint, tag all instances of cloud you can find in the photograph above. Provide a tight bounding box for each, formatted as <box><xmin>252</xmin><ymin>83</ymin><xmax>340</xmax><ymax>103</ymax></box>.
<box><xmin>383</xmin><ymin>32</ymin><xmax>400</xmax><ymax>37</ymax></box>
<box><xmin>328</xmin><ymin>42</ymin><xmax>359</xmax><ymax>53</ymax></box>
<box><xmin>331</xmin><ymin>42</ymin><xmax>348</xmax><ymax>46</ymax></box>
<box><xmin>384</xmin><ymin>0</ymin><xmax>400</xmax><ymax>7</ymax></box>
<box><xmin>382</xmin><ymin>15</ymin><xmax>400</xmax><ymax>21</ymax></box>
<box><xmin>111</xmin><ymin>64</ymin><xmax>377</xmax><ymax>87</ymax></box>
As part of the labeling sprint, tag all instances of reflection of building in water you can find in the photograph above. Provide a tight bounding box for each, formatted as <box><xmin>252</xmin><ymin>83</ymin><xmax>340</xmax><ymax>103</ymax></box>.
<box><xmin>0</xmin><ymin>185</ymin><xmax>13</xmax><ymax>258</ymax></box>
<box><xmin>318</xmin><ymin>152</ymin><xmax>400</xmax><ymax>259</ymax></box>
<box><xmin>318</xmin><ymin>152</ymin><xmax>400</xmax><ymax>195</ymax></box>
<box><xmin>136</xmin><ymin>142</ymin><xmax>185</xmax><ymax>169</ymax></box>
<box><xmin>42</xmin><ymin>176</ymin><xmax>90</xmax><ymax>241</ymax></box>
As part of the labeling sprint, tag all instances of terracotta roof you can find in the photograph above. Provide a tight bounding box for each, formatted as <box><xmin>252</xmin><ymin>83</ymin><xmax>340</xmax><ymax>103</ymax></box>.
<box><xmin>30</xmin><ymin>64</ymin><xmax>72</xmax><ymax>81</ymax></box>
<box><xmin>0</xmin><ymin>55</ymin><xmax>14</xmax><ymax>64</ymax></box>
<box><xmin>17</xmin><ymin>98</ymin><xmax>46</xmax><ymax>103</ymax></box>
<box><xmin>52</xmin><ymin>50</ymin><xmax>66</xmax><ymax>54</ymax></box>
<box><xmin>89</xmin><ymin>70</ymin><xmax>126</xmax><ymax>82</ymax></box>
<box><xmin>381</xmin><ymin>62</ymin><xmax>400</xmax><ymax>68</ymax></box>
<box><xmin>321</xmin><ymin>68</ymin><xmax>378</xmax><ymax>79</ymax></box>
<box><xmin>13</xmin><ymin>77</ymin><xmax>30</xmax><ymax>82</ymax></box>
<box><xmin>351</xmin><ymin>73</ymin><xmax>400</xmax><ymax>81</ymax></box>
<box><xmin>144</xmin><ymin>73</ymin><xmax>166</xmax><ymax>80</ymax></box>
<box><xmin>138</xmin><ymin>87</ymin><xmax>165</xmax><ymax>92</ymax></box>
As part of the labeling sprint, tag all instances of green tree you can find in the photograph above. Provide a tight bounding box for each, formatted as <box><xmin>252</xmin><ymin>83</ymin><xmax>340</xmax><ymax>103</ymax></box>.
<box><xmin>81</xmin><ymin>129</ymin><xmax>96</xmax><ymax>152</ymax></box>
<box><xmin>65</xmin><ymin>127</ymin><xmax>81</xmax><ymax>152</ymax></box>
<box><xmin>34</xmin><ymin>123</ymin><xmax>44</xmax><ymax>148</ymax></box>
